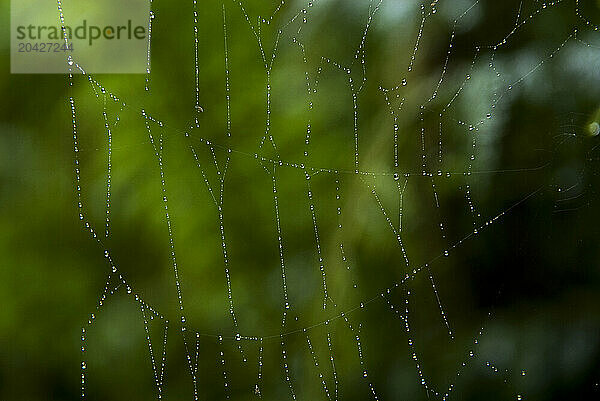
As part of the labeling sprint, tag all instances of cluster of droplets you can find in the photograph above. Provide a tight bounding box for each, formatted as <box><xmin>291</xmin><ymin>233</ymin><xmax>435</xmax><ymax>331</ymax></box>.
<box><xmin>306</xmin><ymin>175</ymin><xmax>329</xmax><ymax>309</ymax></box>
<box><xmin>255</xmin><ymin>339</ymin><xmax>264</xmax><ymax>398</ymax></box>
<box><xmin>281</xmin><ymin>335</ymin><xmax>297</xmax><ymax>400</ymax></box>
<box><xmin>394</xmin><ymin>173</ymin><xmax>408</xmax><ymax>232</ymax></box>
<box><xmin>186</xmin><ymin>332</ymin><xmax>201</xmax><ymax>401</ymax></box>
<box><xmin>272</xmin><ymin>173</ymin><xmax>291</xmax><ymax>317</ymax></box>
<box><xmin>335</xmin><ymin>176</ymin><xmax>358</xmax><ymax>290</ymax></box>
<box><xmin>342</xmin><ymin>315</ymin><xmax>379</xmax><ymax>400</ymax></box>
<box><xmin>327</xmin><ymin>332</ymin><xmax>340</xmax><ymax>400</ymax></box>
<box><xmin>306</xmin><ymin>334</ymin><xmax>332</xmax><ymax>399</ymax></box>
<box><xmin>145</xmin><ymin>5</ymin><xmax>155</xmax><ymax>89</ymax></box>
<box><xmin>142</xmin><ymin>306</ymin><xmax>168</xmax><ymax>399</ymax></box>
<box><xmin>218</xmin><ymin>336</ymin><xmax>231</xmax><ymax>399</ymax></box>
<box><xmin>379</xmin><ymin>85</ymin><xmax>406</xmax><ymax>169</ymax></box>
<box><xmin>363</xmin><ymin>178</ymin><xmax>410</xmax><ymax>267</ymax></box>
<box><xmin>141</xmin><ymin>110</ymin><xmax>185</xmax><ymax>316</ymax></box>
<box><xmin>100</xmin><ymin>90</ymin><xmax>113</xmax><ymax>238</ymax></box>
<box><xmin>193</xmin><ymin>0</ymin><xmax>200</xmax><ymax>124</ymax></box>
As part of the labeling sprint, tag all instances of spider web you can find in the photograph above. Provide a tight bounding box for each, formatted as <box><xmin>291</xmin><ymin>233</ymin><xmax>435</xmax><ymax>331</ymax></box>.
<box><xmin>61</xmin><ymin>0</ymin><xmax>600</xmax><ymax>400</ymax></box>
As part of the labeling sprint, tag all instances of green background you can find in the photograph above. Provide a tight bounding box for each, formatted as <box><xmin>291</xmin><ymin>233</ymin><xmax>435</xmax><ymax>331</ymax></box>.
<box><xmin>1</xmin><ymin>0</ymin><xmax>600</xmax><ymax>400</ymax></box>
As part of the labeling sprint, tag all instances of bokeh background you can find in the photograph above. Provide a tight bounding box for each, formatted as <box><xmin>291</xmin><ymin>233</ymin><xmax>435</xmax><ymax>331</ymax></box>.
<box><xmin>1</xmin><ymin>0</ymin><xmax>600</xmax><ymax>400</ymax></box>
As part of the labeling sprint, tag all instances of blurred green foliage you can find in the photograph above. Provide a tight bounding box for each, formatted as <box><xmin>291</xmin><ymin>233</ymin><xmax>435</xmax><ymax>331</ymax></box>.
<box><xmin>1</xmin><ymin>1</ymin><xmax>600</xmax><ymax>400</ymax></box>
